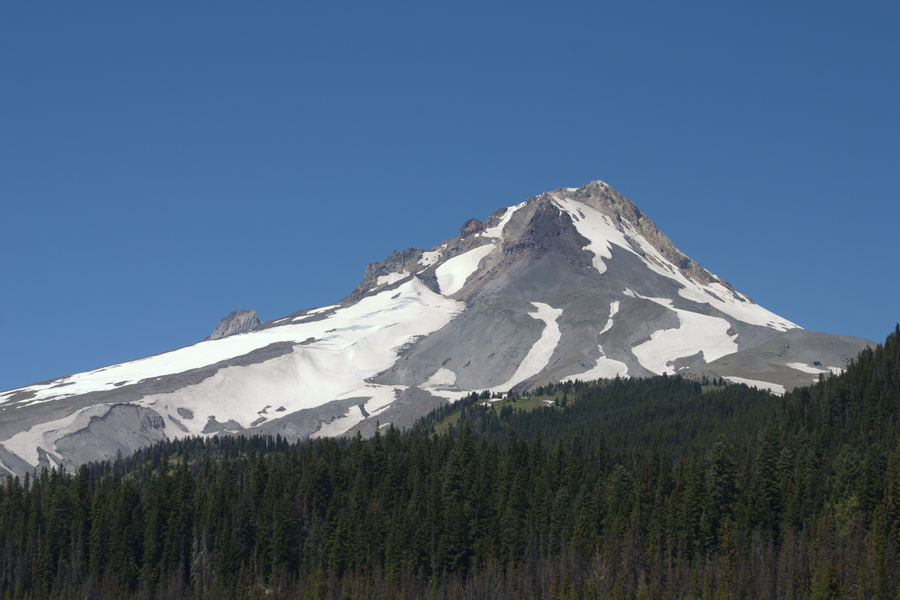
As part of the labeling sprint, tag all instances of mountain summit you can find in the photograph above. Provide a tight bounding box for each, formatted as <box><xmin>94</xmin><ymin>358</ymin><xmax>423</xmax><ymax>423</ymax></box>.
<box><xmin>0</xmin><ymin>181</ymin><xmax>873</xmax><ymax>475</ymax></box>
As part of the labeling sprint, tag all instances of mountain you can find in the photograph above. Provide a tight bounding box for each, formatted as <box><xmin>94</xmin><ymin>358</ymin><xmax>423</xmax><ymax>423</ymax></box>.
<box><xmin>0</xmin><ymin>180</ymin><xmax>874</xmax><ymax>476</ymax></box>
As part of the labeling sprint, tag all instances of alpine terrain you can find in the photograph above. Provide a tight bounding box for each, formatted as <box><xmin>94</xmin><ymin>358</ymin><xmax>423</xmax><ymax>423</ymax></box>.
<box><xmin>0</xmin><ymin>181</ymin><xmax>873</xmax><ymax>476</ymax></box>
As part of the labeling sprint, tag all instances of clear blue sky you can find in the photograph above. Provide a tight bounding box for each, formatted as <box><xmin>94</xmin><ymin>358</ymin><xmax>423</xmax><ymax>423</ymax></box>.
<box><xmin>1</xmin><ymin>2</ymin><xmax>898</xmax><ymax>392</ymax></box>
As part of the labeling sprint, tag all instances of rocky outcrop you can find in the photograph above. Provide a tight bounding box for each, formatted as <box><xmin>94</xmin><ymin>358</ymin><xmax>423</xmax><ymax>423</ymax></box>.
<box><xmin>348</xmin><ymin>247</ymin><xmax>425</xmax><ymax>299</ymax></box>
<box><xmin>459</xmin><ymin>218</ymin><xmax>484</xmax><ymax>237</ymax></box>
<box><xmin>209</xmin><ymin>309</ymin><xmax>261</xmax><ymax>340</ymax></box>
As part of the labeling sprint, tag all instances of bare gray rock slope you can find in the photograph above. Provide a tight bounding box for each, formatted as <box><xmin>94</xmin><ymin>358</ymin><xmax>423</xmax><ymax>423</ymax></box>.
<box><xmin>0</xmin><ymin>181</ymin><xmax>874</xmax><ymax>476</ymax></box>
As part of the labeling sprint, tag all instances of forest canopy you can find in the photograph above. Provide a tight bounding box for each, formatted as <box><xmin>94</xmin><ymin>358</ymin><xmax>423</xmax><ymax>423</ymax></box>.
<box><xmin>1</xmin><ymin>325</ymin><xmax>898</xmax><ymax>599</ymax></box>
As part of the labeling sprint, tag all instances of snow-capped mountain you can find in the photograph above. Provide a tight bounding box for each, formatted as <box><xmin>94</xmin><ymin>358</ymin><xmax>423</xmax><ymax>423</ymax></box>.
<box><xmin>0</xmin><ymin>181</ymin><xmax>873</xmax><ymax>476</ymax></box>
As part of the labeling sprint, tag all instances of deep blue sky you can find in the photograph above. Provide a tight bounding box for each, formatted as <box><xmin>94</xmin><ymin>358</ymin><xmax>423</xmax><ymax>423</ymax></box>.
<box><xmin>1</xmin><ymin>2</ymin><xmax>898</xmax><ymax>392</ymax></box>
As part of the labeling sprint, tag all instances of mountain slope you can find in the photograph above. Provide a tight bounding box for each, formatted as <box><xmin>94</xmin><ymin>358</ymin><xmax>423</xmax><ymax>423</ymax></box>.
<box><xmin>0</xmin><ymin>180</ymin><xmax>874</xmax><ymax>475</ymax></box>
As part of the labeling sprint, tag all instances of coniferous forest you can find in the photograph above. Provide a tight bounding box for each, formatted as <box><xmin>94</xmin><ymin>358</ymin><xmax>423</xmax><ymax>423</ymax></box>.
<box><xmin>1</xmin><ymin>326</ymin><xmax>899</xmax><ymax>599</ymax></box>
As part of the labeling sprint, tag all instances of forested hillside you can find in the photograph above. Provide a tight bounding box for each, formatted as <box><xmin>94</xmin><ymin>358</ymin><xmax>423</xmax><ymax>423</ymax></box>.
<box><xmin>1</xmin><ymin>326</ymin><xmax>898</xmax><ymax>599</ymax></box>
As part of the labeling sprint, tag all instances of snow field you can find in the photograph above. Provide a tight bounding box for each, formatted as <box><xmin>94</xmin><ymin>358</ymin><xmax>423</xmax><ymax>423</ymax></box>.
<box><xmin>568</xmin><ymin>346</ymin><xmax>629</xmax><ymax>381</ymax></box>
<box><xmin>376</xmin><ymin>272</ymin><xmax>409</xmax><ymax>287</ymax></box>
<box><xmin>307</xmin><ymin>305</ymin><xmax>340</xmax><ymax>315</ymax></box>
<box><xmin>418</xmin><ymin>249</ymin><xmax>443</xmax><ymax>268</ymax></box>
<box><xmin>491</xmin><ymin>302</ymin><xmax>563</xmax><ymax>392</ymax></box>
<box><xmin>615</xmin><ymin>217</ymin><xmax>797</xmax><ymax>332</ymax></box>
<box><xmin>435</xmin><ymin>244</ymin><xmax>495</xmax><ymax>296</ymax></box>
<box><xmin>628</xmin><ymin>294</ymin><xmax>738</xmax><ymax>375</ymax></box>
<box><xmin>675</xmin><ymin>280</ymin><xmax>797</xmax><ymax>332</ymax></box>
<box><xmin>552</xmin><ymin>197</ymin><xmax>640</xmax><ymax>275</ymax></box>
<box><xmin>424</xmin><ymin>368</ymin><xmax>457</xmax><ymax>387</ymax></box>
<box><xmin>786</xmin><ymin>362</ymin><xmax>830</xmax><ymax>375</ymax></box>
<box><xmin>136</xmin><ymin>278</ymin><xmax>461</xmax><ymax>437</ymax></box>
<box><xmin>2</xmin><ymin>404</ymin><xmax>113</xmax><ymax>467</ymax></box>
<box><xmin>310</xmin><ymin>406</ymin><xmax>365</xmax><ymax>439</ymax></box>
<box><xmin>552</xmin><ymin>195</ymin><xmax>798</xmax><ymax>333</ymax></box>
<box><xmin>482</xmin><ymin>201</ymin><xmax>526</xmax><ymax>238</ymax></box>
<box><xmin>2</xmin><ymin>278</ymin><xmax>464</xmax><ymax>464</ymax></box>
<box><xmin>599</xmin><ymin>301</ymin><xmax>619</xmax><ymax>335</ymax></box>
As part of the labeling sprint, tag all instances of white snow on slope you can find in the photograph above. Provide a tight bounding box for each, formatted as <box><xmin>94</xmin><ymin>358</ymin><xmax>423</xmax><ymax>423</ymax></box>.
<box><xmin>599</xmin><ymin>301</ymin><xmax>619</xmax><ymax>335</ymax></box>
<box><xmin>726</xmin><ymin>376</ymin><xmax>785</xmax><ymax>396</ymax></box>
<box><xmin>568</xmin><ymin>299</ymin><xmax>629</xmax><ymax>380</ymax></box>
<box><xmin>435</xmin><ymin>244</ymin><xmax>495</xmax><ymax>296</ymax></box>
<box><xmin>611</xmin><ymin>211</ymin><xmax>797</xmax><ymax>331</ymax></box>
<box><xmin>674</xmin><ymin>280</ymin><xmax>796</xmax><ymax>332</ymax></box>
<box><xmin>425</xmin><ymin>368</ymin><xmax>457</xmax><ymax>387</ymax></box>
<box><xmin>569</xmin><ymin>347</ymin><xmax>629</xmax><ymax>381</ymax></box>
<box><xmin>628</xmin><ymin>293</ymin><xmax>738</xmax><ymax>375</ymax></box>
<box><xmin>310</xmin><ymin>405</ymin><xmax>365</xmax><ymax>439</ymax></box>
<box><xmin>419</xmin><ymin>249</ymin><xmax>443</xmax><ymax>268</ymax></box>
<box><xmin>552</xmin><ymin>195</ymin><xmax>797</xmax><ymax>332</ymax></box>
<box><xmin>492</xmin><ymin>302</ymin><xmax>563</xmax><ymax>391</ymax></box>
<box><xmin>482</xmin><ymin>201</ymin><xmax>526</xmax><ymax>238</ymax></box>
<box><xmin>552</xmin><ymin>197</ymin><xmax>637</xmax><ymax>274</ymax></box>
<box><xmin>787</xmin><ymin>362</ymin><xmax>829</xmax><ymax>375</ymax></box>
<box><xmin>1</xmin><ymin>278</ymin><xmax>465</xmax><ymax>465</ymax></box>
<box><xmin>3</xmin><ymin>404</ymin><xmax>114</xmax><ymax>466</ymax></box>
<box><xmin>376</xmin><ymin>271</ymin><xmax>408</xmax><ymax>286</ymax></box>
<box><xmin>133</xmin><ymin>279</ymin><xmax>463</xmax><ymax>439</ymax></box>
<box><xmin>308</xmin><ymin>304</ymin><xmax>340</xmax><ymax>315</ymax></box>
<box><xmin>3</xmin><ymin>284</ymin><xmax>453</xmax><ymax>409</ymax></box>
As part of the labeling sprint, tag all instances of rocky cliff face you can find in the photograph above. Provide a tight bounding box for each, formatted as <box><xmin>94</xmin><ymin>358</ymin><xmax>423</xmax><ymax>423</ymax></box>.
<box><xmin>208</xmin><ymin>310</ymin><xmax>261</xmax><ymax>340</ymax></box>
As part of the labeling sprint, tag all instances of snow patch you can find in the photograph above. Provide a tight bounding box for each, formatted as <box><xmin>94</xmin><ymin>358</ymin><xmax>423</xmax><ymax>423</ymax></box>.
<box><xmin>2</xmin><ymin>279</ymin><xmax>464</xmax><ymax>464</ymax></box>
<box><xmin>359</xmin><ymin>386</ymin><xmax>403</xmax><ymax>417</ymax></box>
<box><xmin>425</xmin><ymin>368</ymin><xmax>457</xmax><ymax>387</ymax></box>
<box><xmin>552</xmin><ymin>197</ymin><xmax>640</xmax><ymax>275</ymax></box>
<box><xmin>308</xmin><ymin>304</ymin><xmax>340</xmax><ymax>315</ymax></box>
<box><xmin>569</xmin><ymin>347</ymin><xmax>629</xmax><ymax>381</ymax></box>
<box><xmin>491</xmin><ymin>302</ymin><xmax>563</xmax><ymax>391</ymax></box>
<box><xmin>599</xmin><ymin>301</ymin><xmax>619</xmax><ymax>335</ymax></box>
<box><xmin>418</xmin><ymin>249</ymin><xmax>443</xmax><ymax>268</ymax></box>
<box><xmin>129</xmin><ymin>278</ymin><xmax>453</xmax><ymax>439</ymax></box>
<box><xmin>787</xmin><ymin>362</ymin><xmax>829</xmax><ymax>375</ymax></box>
<box><xmin>376</xmin><ymin>271</ymin><xmax>408</xmax><ymax>287</ymax></box>
<box><xmin>726</xmin><ymin>376</ymin><xmax>785</xmax><ymax>396</ymax></box>
<box><xmin>630</xmin><ymin>295</ymin><xmax>738</xmax><ymax>375</ymax></box>
<box><xmin>676</xmin><ymin>281</ymin><xmax>797</xmax><ymax>332</ymax></box>
<box><xmin>2</xmin><ymin>404</ymin><xmax>113</xmax><ymax>466</ymax></box>
<box><xmin>435</xmin><ymin>244</ymin><xmax>495</xmax><ymax>296</ymax></box>
<box><xmin>553</xmin><ymin>195</ymin><xmax>797</xmax><ymax>333</ymax></box>
<box><xmin>483</xmin><ymin>201</ymin><xmax>526</xmax><ymax>238</ymax></box>
<box><xmin>310</xmin><ymin>405</ymin><xmax>364</xmax><ymax>439</ymax></box>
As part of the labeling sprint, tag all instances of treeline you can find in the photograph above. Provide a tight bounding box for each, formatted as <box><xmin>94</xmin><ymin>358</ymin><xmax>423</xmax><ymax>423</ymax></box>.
<box><xmin>414</xmin><ymin>374</ymin><xmax>780</xmax><ymax>455</ymax></box>
<box><xmin>0</xmin><ymin>325</ymin><xmax>897</xmax><ymax>599</ymax></box>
